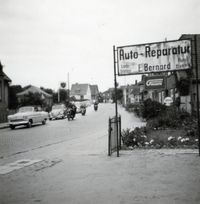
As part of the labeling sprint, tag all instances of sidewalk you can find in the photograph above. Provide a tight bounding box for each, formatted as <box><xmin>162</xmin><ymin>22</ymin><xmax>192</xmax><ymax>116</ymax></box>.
<box><xmin>0</xmin><ymin>122</ymin><xmax>9</xmax><ymax>129</ymax></box>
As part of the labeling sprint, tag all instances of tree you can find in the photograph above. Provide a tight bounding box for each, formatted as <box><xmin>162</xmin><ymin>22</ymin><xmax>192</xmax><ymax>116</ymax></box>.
<box><xmin>59</xmin><ymin>88</ymin><xmax>69</xmax><ymax>103</ymax></box>
<box><xmin>20</xmin><ymin>92</ymin><xmax>46</xmax><ymax>107</ymax></box>
<box><xmin>9</xmin><ymin>85</ymin><xmax>23</xmax><ymax>109</ymax></box>
<box><xmin>40</xmin><ymin>87</ymin><xmax>54</xmax><ymax>95</ymax></box>
<box><xmin>112</xmin><ymin>88</ymin><xmax>123</xmax><ymax>103</ymax></box>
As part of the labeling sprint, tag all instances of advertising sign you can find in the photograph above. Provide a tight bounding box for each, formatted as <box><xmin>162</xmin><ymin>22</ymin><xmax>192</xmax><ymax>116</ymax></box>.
<box><xmin>145</xmin><ymin>76</ymin><xmax>165</xmax><ymax>90</ymax></box>
<box><xmin>117</xmin><ymin>40</ymin><xmax>191</xmax><ymax>76</ymax></box>
<box><xmin>164</xmin><ymin>97</ymin><xmax>173</xmax><ymax>106</ymax></box>
<box><xmin>60</xmin><ymin>82</ymin><xmax>66</xmax><ymax>88</ymax></box>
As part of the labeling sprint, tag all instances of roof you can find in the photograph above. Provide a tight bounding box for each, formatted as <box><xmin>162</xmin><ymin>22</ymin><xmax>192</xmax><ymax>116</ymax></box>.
<box><xmin>90</xmin><ymin>85</ymin><xmax>99</xmax><ymax>95</ymax></box>
<box><xmin>70</xmin><ymin>83</ymin><xmax>89</xmax><ymax>96</ymax></box>
<box><xmin>0</xmin><ymin>62</ymin><xmax>11</xmax><ymax>82</ymax></box>
<box><xmin>17</xmin><ymin>85</ymin><xmax>52</xmax><ymax>97</ymax></box>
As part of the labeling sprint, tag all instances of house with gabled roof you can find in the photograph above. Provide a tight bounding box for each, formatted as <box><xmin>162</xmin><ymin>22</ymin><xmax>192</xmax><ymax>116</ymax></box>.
<box><xmin>90</xmin><ymin>85</ymin><xmax>99</xmax><ymax>102</ymax></box>
<box><xmin>102</xmin><ymin>88</ymin><xmax>114</xmax><ymax>103</ymax></box>
<box><xmin>0</xmin><ymin>61</ymin><xmax>12</xmax><ymax>122</ymax></box>
<box><xmin>17</xmin><ymin>85</ymin><xmax>53</xmax><ymax>106</ymax></box>
<box><xmin>70</xmin><ymin>83</ymin><xmax>92</xmax><ymax>101</ymax></box>
<box><xmin>120</xmin><ymin>82</ymin><xmax>140</xmax><ymax>106</ymax></box>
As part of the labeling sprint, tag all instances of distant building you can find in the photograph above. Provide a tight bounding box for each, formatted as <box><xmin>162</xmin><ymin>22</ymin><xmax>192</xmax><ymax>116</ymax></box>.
<box><xmin>0</xmin><ymin>62</ymin><xmax>11</xmax><ymax>122</ymax></box>
<box><xmin>70</xmin><ymin>83</ymin><xmax>92</xmax><ymax>101</ymax></box>
<box><xmin>90</xmin><ymin>85</ymin><xmax>99</xmax><ymax>102</ymax></box>
<box><xmin>121</xmin><ymin>83</ymin><xmax>140</xmax><ymax>106</ymax></box>
<box><xmin>102</xmin><ymin>88</ymin><xmax>114</xmax><ymax>103</ymax></box>
<box><xmin>17</xmin><ymin>85</ymin><xmax>53</xmax><ymax>107</ymax></box>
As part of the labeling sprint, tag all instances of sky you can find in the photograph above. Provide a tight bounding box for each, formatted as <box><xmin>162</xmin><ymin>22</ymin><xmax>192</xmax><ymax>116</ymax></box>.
<box><xmin>0</xmin><ymin>0</ymin><xmax>200</xmax><ymax>92</ymax></box>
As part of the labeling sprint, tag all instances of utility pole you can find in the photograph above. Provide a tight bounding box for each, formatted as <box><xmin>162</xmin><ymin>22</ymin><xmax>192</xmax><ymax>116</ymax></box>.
<box><xmin>68</xmin><ymin>72</ymin><xmax>70</xmax><ymax>97</ymax></box>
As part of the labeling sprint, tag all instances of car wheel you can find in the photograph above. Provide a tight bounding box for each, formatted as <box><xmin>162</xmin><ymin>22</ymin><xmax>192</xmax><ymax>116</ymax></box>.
<box><xmin>42</xmin><ymin>119</ymin><xmax>46</xmax><ymax>125</ymax></box>
<box><xmin>27</xmin><ymin>120</ymin><xmax>32</xmax><ymax>128</ymax></box>
<box><xmin>10</xmin><ymin>125</ymin><xmax>15</xmax><ymax>130</ymax></box>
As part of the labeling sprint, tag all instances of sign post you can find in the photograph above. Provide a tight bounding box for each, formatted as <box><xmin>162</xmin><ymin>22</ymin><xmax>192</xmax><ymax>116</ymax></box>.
<box><xmin>113</xmin><ymin>45</ymin><xmax>119</xmax><ymax>157</ymax></box>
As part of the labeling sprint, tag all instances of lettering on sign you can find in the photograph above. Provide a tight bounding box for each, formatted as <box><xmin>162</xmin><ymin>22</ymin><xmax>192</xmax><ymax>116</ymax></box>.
<box><xmin>117</xmin><ymin>40</ymin><xmax>191</xmax><ymax>76</ymax></box>
<box><xmin>145</xmin><ymin>76</ymin><xmax>165</xmax><ymax>89</ymax></box>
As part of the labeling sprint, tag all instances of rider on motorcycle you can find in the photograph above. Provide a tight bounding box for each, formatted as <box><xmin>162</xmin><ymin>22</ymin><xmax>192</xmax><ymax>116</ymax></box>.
<box><xmin>66</xmin><ymin>102</ymin><xmax>77</xmax><ymax>119</ymax></box>
<box><xmin>94</xmin><ymin>101</ymin><xmax>98</xmax><ymax>111</ymax></box>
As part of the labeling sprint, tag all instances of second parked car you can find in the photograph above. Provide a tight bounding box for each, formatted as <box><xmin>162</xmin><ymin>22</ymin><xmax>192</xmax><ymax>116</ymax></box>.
<box><xmin>49</xmin><ymin>104</ymin><xmax>67</xmax><ymax>120</ymax></box>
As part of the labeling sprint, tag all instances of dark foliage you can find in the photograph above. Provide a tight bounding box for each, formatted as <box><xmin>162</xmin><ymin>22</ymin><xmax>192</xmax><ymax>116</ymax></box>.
<box><xmin>141</xmin><ymin>99</ymin><xmax>166</xmax><ymax>119</ymax></box>
<box><xmin>20</xmin><ymin>92</ymin><xmax>46</xmax><ymax>107</ymax></box>
<box><xmin>112</xmin><ymin>88</ymin><xmax>123</xmax><ymax>103</ymax></box>
<box><xmin>9</xmin><ymin>85</ymin><xmax>23</xmax><ymax>109</ymax></box>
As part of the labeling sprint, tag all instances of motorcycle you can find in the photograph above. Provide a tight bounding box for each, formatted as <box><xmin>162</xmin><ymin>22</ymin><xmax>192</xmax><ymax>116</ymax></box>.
<box><xmin>94</xmin><ymin>104</ymin><xmax>98</xmax><ymax>111</ymax></box>
<box><xmin>80</xmin><ymin>105</ymin><xmax>86</xmax><ymax>116</ymax></box>
<box><xmin>66</xmin><ymin>108</ymin><xmax>75</xmax><ymax>121</ymax></box>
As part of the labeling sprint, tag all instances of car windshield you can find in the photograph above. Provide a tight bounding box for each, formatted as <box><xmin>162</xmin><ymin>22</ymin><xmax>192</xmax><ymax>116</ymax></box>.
<box><xmin>19</xmin><ymin>107</ymin><xmax>34</xmax><ymax>113</ymax></box>
<box><xmin>52</xmin><ymin>105</ymin><xmax>64</xmax><ymax>110</ymax></box>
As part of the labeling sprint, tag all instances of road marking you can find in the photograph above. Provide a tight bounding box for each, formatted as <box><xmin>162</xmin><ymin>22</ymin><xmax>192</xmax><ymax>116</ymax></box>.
<box><xmin>0</xmin><ymin>159</ymin><xmax>42</xmax><ymax>175</ymax></box>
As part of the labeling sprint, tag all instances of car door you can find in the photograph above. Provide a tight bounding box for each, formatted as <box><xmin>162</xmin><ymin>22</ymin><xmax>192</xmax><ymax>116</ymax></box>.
<box><xmin>32</xmin><ymin>107</ymin><xmax>41</xmax><ymax>123</ymax></box>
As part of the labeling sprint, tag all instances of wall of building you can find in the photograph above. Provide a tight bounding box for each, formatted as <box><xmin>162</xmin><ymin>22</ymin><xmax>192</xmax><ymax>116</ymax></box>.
<box><xmin>180</xmin><ymin>34</ymin><xmax>200</xmax><ymax>114</ymax></box>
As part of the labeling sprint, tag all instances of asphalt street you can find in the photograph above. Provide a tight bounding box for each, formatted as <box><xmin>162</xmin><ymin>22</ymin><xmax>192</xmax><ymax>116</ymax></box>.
<box><xmin>0</xmin><ymin>103</ymin><xmax>199</xmax><ymax>204</ymax></box>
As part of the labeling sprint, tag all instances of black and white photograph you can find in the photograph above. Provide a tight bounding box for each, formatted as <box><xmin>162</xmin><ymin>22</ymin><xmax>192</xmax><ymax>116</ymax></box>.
<box><xmin>0</xmin><ymin>0</ymin><xmax>200</xmax><ymax>203</ymax></box>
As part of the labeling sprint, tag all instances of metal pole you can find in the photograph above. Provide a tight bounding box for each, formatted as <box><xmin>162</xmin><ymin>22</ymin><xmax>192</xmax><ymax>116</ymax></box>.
<box><xmin>113</xmin><ymin>45</ymin><xmax>119</xmax><ymax>157</ymax></box>
<box><xmin>108</xmin><ymin>118</ymin><xmax>111</xmax><ymax>156</ymax></box>
<box><xmin>194</xmin><ymin>35</ymin><xmax>200</xmax><ymax>156</ymax></box>
<box><xmin>119</xmin><ymin>115</ymin><xmax>121</xmax><ymax>150</ymax></box>
<box><xmin>58</xmin><ymin>88</ymin><xmax>60</xmax><ymax>103</ymax></box>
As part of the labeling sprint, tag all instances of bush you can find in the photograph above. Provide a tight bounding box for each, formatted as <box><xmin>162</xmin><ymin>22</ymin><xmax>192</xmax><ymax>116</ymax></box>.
<box><xmin>146</xmin><ymin>106</ymin><xmax>189</xmax><ymax>129</ymax></box>
<box><xmin>121</xmin><ymin>126</ymin><xmax>198</xmax><ymax>149</ymax></box>
<box><xmin>141</xmin><ymin>99</ymin><xmax>166</xmax><ymax>119</ymax></box>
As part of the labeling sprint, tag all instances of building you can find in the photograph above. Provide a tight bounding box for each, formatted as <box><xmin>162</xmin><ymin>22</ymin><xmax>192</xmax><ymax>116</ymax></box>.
<box><xmin>102</xmin><ymin>88</ymin><xmax>114</xmax><ymax>103</ymax></box>
<box><xmin>179</xmin><ymin>34</ymin><xmax>200</xmax><ymax>114</ymax></box>
<box><xmin>90</xmin><ymin>85</ymin><xmax>99</xmax><ymax>102</ymax></box>
<box><xmin>136</xmin><ymin>34</ymin><xmax>200</xmax><ymax>114</ymax></box>
<box><xmin>121</xmin><ymin>83</ymin><xmax>140</xmax><ymax>106</ymax></box>
<box><xmin>17</xmin><ymin>85</ymin><xmax>53</xmax><ymax>107</ymax></box>
<box><xmin>70</xmin><ymin>83</ymin><xmax>92</xmax><ymax>101</ymax></box>
<box><xmin>0</xmin><ymin>62</ymin><xmax>11</xmax><ymax>122</ymax></box>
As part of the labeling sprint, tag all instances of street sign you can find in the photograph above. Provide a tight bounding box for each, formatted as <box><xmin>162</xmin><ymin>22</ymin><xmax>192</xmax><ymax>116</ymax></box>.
<box><xmin>117</xmin><ymin>39</ymin><xmax>191</xmax><ymax>76</ymax></box>
<box><xmin>60</xmin><ymin>82</ymin><xmax>66</xmax><ymax>88</ymax></box>
<box><xmin>145</xmin><ymin>76</ymin><xmax>165</xmax><ymax>89</ymax></box>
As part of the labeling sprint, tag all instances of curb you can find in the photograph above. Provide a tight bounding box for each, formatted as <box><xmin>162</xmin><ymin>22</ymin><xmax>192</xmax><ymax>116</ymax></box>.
<box><xmin>0</xmin><ymin>124</ymin><xmax>9</xmax><ymax>129</ymax></box>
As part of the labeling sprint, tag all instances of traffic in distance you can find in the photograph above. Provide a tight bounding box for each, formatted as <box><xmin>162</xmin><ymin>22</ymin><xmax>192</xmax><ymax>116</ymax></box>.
<box><xmin>7</xmin><ymin>101</ymin><xmax>99</xmax><ymax>130</ymax></box>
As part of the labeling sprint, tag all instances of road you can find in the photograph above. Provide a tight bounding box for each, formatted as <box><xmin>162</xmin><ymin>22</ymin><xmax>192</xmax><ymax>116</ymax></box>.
<box><xmin>0</xmin><ymin>103</ymin><xmax>200</xmax><ymax>204</ymax></box>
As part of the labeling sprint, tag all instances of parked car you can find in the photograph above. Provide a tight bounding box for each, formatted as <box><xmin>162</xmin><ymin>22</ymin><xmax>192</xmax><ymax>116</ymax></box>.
<box><xmin>7</xmin><ymin>106</ymin><xmax>49</xmax><ymax>130</ymax></box>
<box><xmin>49</xmin><ymin>104</ymin><xmax>67</xmax><ymax>120</ymax></box>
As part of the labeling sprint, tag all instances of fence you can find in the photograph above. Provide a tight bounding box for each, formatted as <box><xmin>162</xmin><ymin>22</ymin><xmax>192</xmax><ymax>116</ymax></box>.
<box><xmin>108</xmin><ymin>115</ymin><xmax>121</xmax><ymax>156</ymax></box>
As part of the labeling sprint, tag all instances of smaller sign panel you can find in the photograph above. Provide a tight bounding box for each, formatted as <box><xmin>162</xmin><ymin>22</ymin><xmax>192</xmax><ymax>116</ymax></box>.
<box><xmin>145</xmin><ymin>76</ymin><xmax>165</xmax><ymax>90</ymax></box>
<box><xmin>164</xmin><ymin>97</ymin><xmax>173</xmax><ymax>106</ymax></box>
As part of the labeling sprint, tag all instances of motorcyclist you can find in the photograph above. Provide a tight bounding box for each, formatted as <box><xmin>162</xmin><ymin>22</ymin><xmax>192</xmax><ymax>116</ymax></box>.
<box><xmin>71</xmin><ymin>104</ymin><xmax>77</xmax><ymax>118</ymax></box>
<box><xmin>94</xmin><ymin>101</ymin><xmax>98</xmax><ymax>111</ymax></box>
<box><xmin>66</xmin><ymin>102</ymin><xmax>76</xmax><ymax>119</ymax></box>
